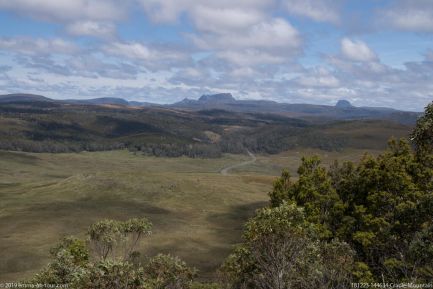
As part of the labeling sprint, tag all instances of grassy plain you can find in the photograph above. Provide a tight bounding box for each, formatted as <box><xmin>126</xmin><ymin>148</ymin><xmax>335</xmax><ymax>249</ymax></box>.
<box><xmin>0</xmin><ymin>148</ymin><xmax>382</xmax><ymax>281</ymax></box>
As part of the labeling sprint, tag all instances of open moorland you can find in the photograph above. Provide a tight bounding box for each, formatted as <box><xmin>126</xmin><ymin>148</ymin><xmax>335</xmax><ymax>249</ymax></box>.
<box><xmin>0</xmin><ymin>148</ymin><xmax>383</xmax><ymax>281</ymax></box>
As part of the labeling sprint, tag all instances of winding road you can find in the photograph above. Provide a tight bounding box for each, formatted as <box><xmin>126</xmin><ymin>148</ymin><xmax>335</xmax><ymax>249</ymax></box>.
<box><xmin>220</xmin><ymin>150</ymin><xmax>257</xmax><ymax>176</ymax></box>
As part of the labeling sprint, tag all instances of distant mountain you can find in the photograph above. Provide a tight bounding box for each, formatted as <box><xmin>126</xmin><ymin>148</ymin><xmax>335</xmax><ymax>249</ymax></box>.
<box><xmin>128</xmin><ymin>101</ymin><xmax>156</xmax><ymax>107</ymax></box>
<box><xmin>64</xmin><ymin>97</ymin><xmax>130</xmax><ymax>106</ymax></box>
<box><xmin>0</xmin><ymin>92</ymin><xmax>420</xmax><ymax>124</ymax></box>
<box><xmin>170</xmin><ymin>93</ymin><xmax>419</xmax><ymax>124</ymax></box>
<box><xmin>175</xmin><ymin>98</ymin><xmax>196</xmax><ymax>106</ymax></box>
<box><xmin>0</xmin><ymin>93</ymin><xmax>53</xmax><ymax>103</ymax></box>
<box><xmin>198</xmin><ymin>93</ymin><xmax>236</xmax><ymax>103</ymax></box>
<box><xmin>336</xmin><ymin>100</ymin><xmax>353</xmax><ymax>108</ymax></box>
<box><xmin>173</xmin><ymin>93</ymin><xmax>237</xmax><ymax>109</ymax></box>
<box><xmin>64</xmin><ymin>97</ymin><xmax>158</xmax><ymax>107</ymax></box>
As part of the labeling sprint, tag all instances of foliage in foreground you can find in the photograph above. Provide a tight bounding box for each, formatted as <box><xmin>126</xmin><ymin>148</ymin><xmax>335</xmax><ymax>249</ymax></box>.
<box><xmin>258</xmin><ymin>103</ymin><xmax>433</xmax><ymax>284</ymax></box>
<box><xmin>31</xmin><ymin>218</ymin><xmax>214</xmax><ymax>289</ymax></box>
<box><xmin>220</xmin><ymin>203</ymin><xmax>354</xmax><ymax>289</ymax></box>
<box><xmin>220</xmin><ymin>102</ymin><xmax>432</xmax><ymax>288</ymax></box>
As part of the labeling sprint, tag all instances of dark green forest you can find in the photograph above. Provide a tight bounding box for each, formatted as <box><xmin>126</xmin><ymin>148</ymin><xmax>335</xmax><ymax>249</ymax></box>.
<box><xmin>0</xmin><ymin>101</ymin><xmax>412</xmax><ymax>157</ymax></box>
<box><xmin>27</xmin><ymin>103</ymin><xmax>432</xmax><ymax>288</ymax></box>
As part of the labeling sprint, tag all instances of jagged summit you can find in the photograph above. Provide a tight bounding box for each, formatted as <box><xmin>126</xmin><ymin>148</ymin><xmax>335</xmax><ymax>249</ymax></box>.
<box><xmin>198</xmin><ymin>93</ymin><xmax>236</xmax><ymax>103</ymax></box>
<box><xmin>336</xmin><ymin>99</ymin><xmax>353</xmax><ymax>108</ymax></box>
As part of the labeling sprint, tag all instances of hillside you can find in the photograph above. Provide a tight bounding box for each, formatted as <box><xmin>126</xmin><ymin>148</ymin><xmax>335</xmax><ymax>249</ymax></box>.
<box><xmin>0</xmin><ymin>93</ymin><xmax>54</xmax><ymax>103</ymax></box>
<box><xmin>0</xmin><ymin>93</ymin><xmax>420</xmax><ymax>125</ymax></box>
<box><xmin>0</xmin><ymin>98</ymin><xmax>413</xmax><ymax>156</ymax></box>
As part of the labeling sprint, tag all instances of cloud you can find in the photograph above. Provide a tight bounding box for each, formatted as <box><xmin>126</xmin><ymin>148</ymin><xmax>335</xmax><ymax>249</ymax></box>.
<box><xmin>295</xmin><ymin>67</ymin><xmax>340</xmax><ymax>88</ymax></box>
<box><xmin>283</xmin><ymin>0</ymin><xmax>340</xmax><ymax>23</ymax></box>
<box><xmin>316</xmin><ymin>49</ymin><xmax>433</xmax><ymax>110</ymax></box>
<box><xmin>193</xmin><ymin>18</ymin><xmax>300</xmax><ymax>51</ymax></box>
<box><xmin>0</xmin><ymin>65</ymin><xmax>12</xmax><ymax>73</ymax></box>
<box><xmin>3</xmin><ymin>47</ymin><xmax>432</xmax><ymax>111</ymax></box>
<box><xmin>0</xmin><ymin>65</ymin><xmax>11</xmax><ymax>82</ymax></box>
<box><xmin>425</xmin><ymin>49</ymin><xmax>433</xmax><ymax>61</ymax></box>
<box><xmin>340</xmin><ymin>38</ymin><xmax>377</xmax><ymax>62</ymax></box>
<box><xmin>101</xmin><ymin>42</ymin><xmax>193</xmax><ymax>72</ymax></box>
<box><xmin>169</xmin><ymin>67</ymin><xmax>213</xmax><ymax>86</ymax></box>
<box><xmin>138</xmin><ymin>0</ymin><xmax>272</xmax><ymax>24</ymax></box>
<box><xmin>0</xmin><ymin>0</ymin><xmax>126</xmax><ymax>22</ymax></box>
<box><xmin>103</xmin><ymin>42</ymin><xmax>189</xmax><ymax>65</ymax></box>
<box><xmin>104</xmin><ymin>42</ymin><xmax>154</xmax><ymax>60</ymax></box>
<box><xmin>0</xmin><ymin>37</ymin><xmax>79</xmax><ymax>55</ymax></box>
<box><xmin>217</xmin><ymin>50</ymin><xmax>286</xmax><ymax>67</ymax></box>
<box><xmin>190</xmin><ymin>6</ymin><xmax>266</xmax><ymax>33</ymax></box>
<box><xmin>0</xmin><ymin>0</ymin><xmax>431</xmax><ymax>111</ymax></box>
<box><xmin>15</xmin><ymin>54</ymin><xmax>142</xmax><ymax>80</ymax></box>
<box><xmin>138</xmin><ymin>0</ymin><xmax>299</xmax><ymax>67</ymax></box>
<box><xmin>380</xmin><ymin>0</ymin><xmax>433</xmax><ymax>32</ymax></box>
<box><xmin>192</xmin><ymin>18</ymin><xmax>302</xmax><ymax>67</ymax></box>
<box><xmin>66</xmin><ymin>21</ymin><xmax>116</xmax><ymax>38</ymax></box>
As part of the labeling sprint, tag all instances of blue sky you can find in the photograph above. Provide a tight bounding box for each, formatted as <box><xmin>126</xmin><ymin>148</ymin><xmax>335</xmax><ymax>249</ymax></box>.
<box><xmin>0</xmin><ymin>0</ymin><xmax>432</xmax><ymax>111</ymax></box>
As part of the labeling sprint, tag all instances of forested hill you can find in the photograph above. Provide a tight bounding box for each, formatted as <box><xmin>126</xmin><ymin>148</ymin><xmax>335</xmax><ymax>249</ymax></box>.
<box><xmin>0</xmin><ymin>93</ymin><xmax>420</xmax><ymax>125</ymax></box>
<box><xmin>0</xmin><ymin>97</ymin><xmax>413</xmax><ymax>156</ymax></box>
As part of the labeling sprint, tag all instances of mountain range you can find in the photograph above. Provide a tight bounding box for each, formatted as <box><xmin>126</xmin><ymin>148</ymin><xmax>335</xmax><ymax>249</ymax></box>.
<box><xmin>0</xmin><ymin>92</ymin><xmax>420</xmax><ymax>124</ymax></box>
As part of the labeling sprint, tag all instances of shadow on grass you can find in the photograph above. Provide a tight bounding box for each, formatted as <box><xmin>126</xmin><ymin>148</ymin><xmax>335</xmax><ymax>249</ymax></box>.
<box><xmin>0</xmin><ymin>198</ymin><xmax>267</xmax><ymax>282</ymax></box>
<box><xmin>206</xmin><ymin>201</ymin><xmax>268</xmax><ymax>243</ymax></box>
<box><xmin>0</xmin><ymin>197</ymin><xmax>177</xmax><ymax>279</ymax></box>
<box><xmin>145</xmin><ymin>201</ymin><xmax>267</xmax><ymax>281</ymax></box>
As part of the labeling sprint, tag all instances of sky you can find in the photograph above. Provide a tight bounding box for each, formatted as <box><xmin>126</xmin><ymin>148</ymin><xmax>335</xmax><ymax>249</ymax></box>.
<box><xmin>0</xmin><ymin>0</ymin><xmax>432</xmax><ymax>111</ymax></box>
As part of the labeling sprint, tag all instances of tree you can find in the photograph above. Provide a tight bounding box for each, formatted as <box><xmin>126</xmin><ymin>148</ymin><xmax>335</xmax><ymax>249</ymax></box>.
<box><xmin>267</xmin><ymin>137</ymin><xmax>433</xmax><ymax>282</ymax></box>
<box><xmin>269</xmin><ymin>156</ymin><xmax>346</xmax><ymax>239</ymax></box>
<box><xmin>221</xmin><ymin>203</ymin><xmax>354</xmax><ymax>289</ymax></box>
<box><xmin>32</xmin><ymin>237</ymin><xmax>89</xmax><ymax>285</ymax></box>
<box><xmin>266</xmin><ymin>101</ymin><xmax>433</xmax><ymax>281</ymax></box>
<box><xmin>32</xmin><ymin>217</ymin><xmax>203</xmax><ymax>289</ymax></box>
<box><xmin>78</xmin><ymin>261</ymin><xmax>145</xmax><ymax>289</ymax></box>
<box><xmin>143</xmin><ymin>254</ymin><xmax>197</xmax><ymax>289</ymax></box>
<box><xmin>88</xmin><ymin>218</ymin><xmax>152</xmax><ymax>262</ymax></box>
<box><xmin>411</xmin><ymin>101</ymin><xmax>433</xmax><ymax>157</ymax></box>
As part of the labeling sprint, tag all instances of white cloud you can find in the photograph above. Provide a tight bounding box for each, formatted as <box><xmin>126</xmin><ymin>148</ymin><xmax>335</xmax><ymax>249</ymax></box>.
<box><xmin>104</xmin><ymin>42</ymin><xmax>153</xmax><ymax>60</ymax></box>
<box><xmin>191</xmin><ymin>6</ymin><xmax>265</xmax><ymax>33</ymax></box>
<box><xmin>102</xmin><ymin>42</ymin><xmax>190</xmax><ymax>72</ymax></box>
<box><xmin>296</xmin><ymin>67</ymin><xmax>340</xmax><ymax>88</ymax></box>
<box><xmin>138</xmin><ymin>0</ymin><xmax>272</xmax><ymax>24</ymax></box>
<box><xmin>0</xmin><ymin>0</ymin><xmax>126</xmax><ymax>22</ymax></box>
<box><xmin>196</xmin><ymin>18</ymin><xmax>300</xmax><ymax>50</ymax></box>
<box><xmin>230</xmin><ymin>67</ymin><xmax>259</xmax><ymax>78</ymax></box>
<box><xmin>137</xmin><ymin>0</ymin><xmax>296</xmax><ymax>67</ymax></box>
<box><xmin>66</xmin><ymin>21</ymin><xmax>116</xmax><ymax>38</ymax></box>
<box><xmin>388</xmin><ymin>11</ymin><xmax>433</xmax><ymax>32</ymax></box>
<box><xmin>283</xmin><ymin>0</ymin><xmax>340</xmax><ymax>23</ymax></box>
<box><xmin>0</xmin><ymin>0</ymin><xmax>431</xmax><ymax>111</ymax></box>
<box><xmin>218</xmin><ymin>50</ymin><xmax>286</xmax><ymax>66</ymax></box>
<box><xmin>16</xmin><ymin>53</ymin><xmax>142</xmax><ymax>79</ymax></box>
<box><xmin>192</xmin><ymin>18</ymin><xmax>301</xmax><ymax>66</ymax></box>
<box><xmin>236</xmin><ymin>18</ymin><xmax>300</xmax><ymax>50</ymax></box>
<box><xmin>341</xmin><ymin>38</ymin><xmax>377</xmax><ymax>62</ymax></box>
<box><xmin>0</xmin><ymin>37</ymin><xmax>79</xmax><ymax>55</ymax></box>
<box><xmin>381</xmin><ymin>0</ymin><xmax>433</xmax><ymax>32</ymax></box>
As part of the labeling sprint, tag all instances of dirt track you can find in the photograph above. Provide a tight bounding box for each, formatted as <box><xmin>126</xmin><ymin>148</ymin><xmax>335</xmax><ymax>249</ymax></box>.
<box><xmin>220</xmin><ymin>150</ymin><xmax>256</xmax><ymax>175</ymax></box>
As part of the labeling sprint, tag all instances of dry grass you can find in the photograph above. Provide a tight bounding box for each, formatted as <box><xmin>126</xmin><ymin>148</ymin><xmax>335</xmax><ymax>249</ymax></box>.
<box><xmin>0</xmin><ymin>148</ymin><xmax>379</xmax><ymax>281</ymax></box>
